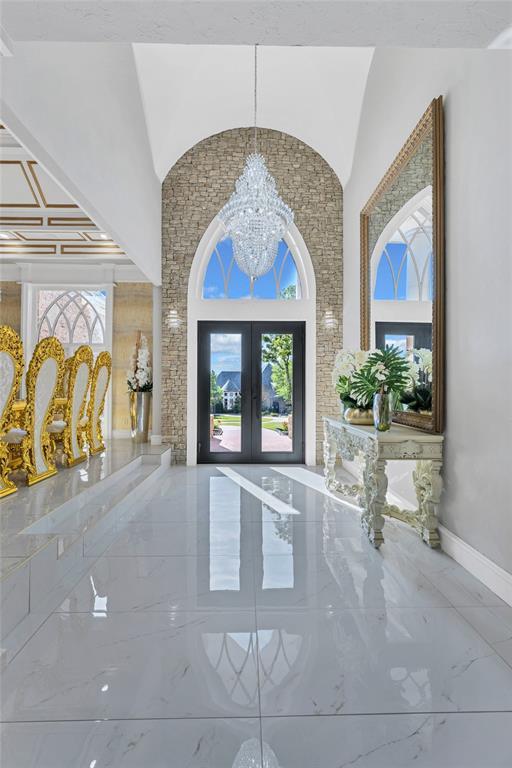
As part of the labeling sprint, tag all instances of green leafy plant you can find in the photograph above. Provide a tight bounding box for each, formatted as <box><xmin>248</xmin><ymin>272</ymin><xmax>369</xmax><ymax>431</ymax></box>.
<box><xmin>210</xmin><ymin>370</ymin><xmax>224</xmax><ymax>413</ymax></box>
<box><xmin>400</xmin><ymin>383</ymin><xmax>432</xmax><ymax>412</ymax></box>
<box><xmin>350</xmin><ymin>346</ymin><xmax>410</xmax><ymax>407</ymax></box>
<box><xmin>262</xmin><ymin>333</ymin><xmax>293</xmax><ymax>406</ymax></box>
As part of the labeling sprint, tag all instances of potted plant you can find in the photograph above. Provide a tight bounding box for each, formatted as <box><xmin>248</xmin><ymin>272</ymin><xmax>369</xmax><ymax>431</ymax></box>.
<box><xmin>400</xmin><ymin>348</ymin><xmax>433</xmax><ymax>415</ymax></box>
<box><xmin>127</xmin><ymin>331</ymin><xmax>153</xmax><ymax>443</ymax></box>
<box><xmin>332</xmin><ymin>349</ymin><xmax>374</xmax><ymax>425</ymax></box>
<box><xmin>350</xmin><ymin>346</ymin><xmax>411</xmax><ymax>431</ymax></box>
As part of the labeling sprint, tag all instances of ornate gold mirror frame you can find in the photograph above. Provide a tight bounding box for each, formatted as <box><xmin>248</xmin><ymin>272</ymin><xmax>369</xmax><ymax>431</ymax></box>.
<box><xmin>360</xmin><ymin>97</ymin><xmax>445</xmax><ymax>433</ymax></box>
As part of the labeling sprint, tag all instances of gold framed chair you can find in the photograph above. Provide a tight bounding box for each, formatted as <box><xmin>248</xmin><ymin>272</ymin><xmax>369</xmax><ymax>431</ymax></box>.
<box><xmin>0</xmin><ymin>326</ymin><xmax>24</xmax><ymax>498</ymax></box>
<box><xmin>22</xmin><ymin>336</ymin><xmax>65</xmax><ymax>485</ymax></box>
<box><xmin>49</xmin><ymin>345</ymin><xmax>93</xmax><ymax>466</ymax></box>
<box><xmin>86</xmin><ymin>351</ymin><xmax>112</xmax><ymax>455</ymax></box>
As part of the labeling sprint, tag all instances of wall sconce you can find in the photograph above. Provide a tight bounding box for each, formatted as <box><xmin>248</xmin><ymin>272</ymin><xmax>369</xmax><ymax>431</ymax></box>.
<box><xmin>324</xmin><ymin>309</ymin><xmax>338</xmax><ymax>330</ymax></box>
<box><xmin>166</xmin><ymin>309</ymin><xmax>182</xmax><ymax>330</ymax></box>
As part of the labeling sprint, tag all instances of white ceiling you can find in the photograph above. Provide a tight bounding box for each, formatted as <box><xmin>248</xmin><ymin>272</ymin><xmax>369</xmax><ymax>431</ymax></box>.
<box><xmin>0</xmin><ymin>125</ymin><xmax>130</xmax><ymax>266</ymax></box>
<box><xmin>134</xmin><ymin>45</ymin><xmax>374</xmax><ymax>184</ymax></box>
<box><xmin>2</xmin><ymin>1</ymin><xmax>511</xmax><ymax>48</ymax></box>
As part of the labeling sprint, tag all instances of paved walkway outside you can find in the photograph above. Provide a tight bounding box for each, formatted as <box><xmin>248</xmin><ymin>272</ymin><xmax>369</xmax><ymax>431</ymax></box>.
<box><xmin>210</xmin><ymin>425</ymin><xmax>292</xmax><ymax>453</ymax></box>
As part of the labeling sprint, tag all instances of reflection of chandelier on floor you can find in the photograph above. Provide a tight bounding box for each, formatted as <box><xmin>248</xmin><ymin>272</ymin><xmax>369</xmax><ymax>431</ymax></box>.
<box><xmin>219</xmin><ymin>45</ymin><xmax>294</xmax><ymax>285</ymax></box>
<box><xmin>232</xmin><ymin>738</ymin><xmax>282</xmax><ymax>768</ymax></box>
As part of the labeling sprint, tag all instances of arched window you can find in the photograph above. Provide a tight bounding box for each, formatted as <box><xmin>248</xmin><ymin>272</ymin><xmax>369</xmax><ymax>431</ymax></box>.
<box><xmin>202</xmin><ymin>237</ymin><xmax>301</xmax><ymax>300</ymax></box>
<box><xmin>374</xmin><ymin>199</ymin><xmax>432</xmax><ymax>302</ymax></box>
<box><xmin>37</xmin><ymin>289</ymin><xmax>106</xmax><ymax>354</ymax></box>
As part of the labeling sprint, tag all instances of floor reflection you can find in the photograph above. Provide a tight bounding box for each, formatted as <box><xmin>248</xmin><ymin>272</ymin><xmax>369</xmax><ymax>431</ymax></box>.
<box><xmin>5</xmin><ymin>465</ymin><xmax>512</xmax><ymax>767</ymax></box>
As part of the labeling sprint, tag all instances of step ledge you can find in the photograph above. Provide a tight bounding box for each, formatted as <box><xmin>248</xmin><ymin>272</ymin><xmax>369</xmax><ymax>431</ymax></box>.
<box><xmin>0</xmin><ymin>450</ymin><xmax>170</xmax><ymax>657</ymax></box>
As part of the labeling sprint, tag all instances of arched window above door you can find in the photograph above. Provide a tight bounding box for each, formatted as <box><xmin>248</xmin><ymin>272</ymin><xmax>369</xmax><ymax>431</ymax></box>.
<box><xmin>202</xmin><ymin>237</ymin><xmax>301</xmax><ymax>300</ymax></box>
<box><xmin>373</xmin><ymin>198</ymin><xmax>433</xmax><ymax>302</ymax></box>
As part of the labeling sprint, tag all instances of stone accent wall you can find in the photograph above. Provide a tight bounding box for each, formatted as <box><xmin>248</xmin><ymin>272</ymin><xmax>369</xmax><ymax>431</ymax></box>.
<box><xmin>112</xmin><ymin>283</ymin><xmax>152</xmax><ymax>433</ymax></box>
<box><xmin>368</xmin><ymin>129</ymin><xmax>432</xmax><ymax>256</ymax></box>
<box><xmin>162</xmin><ymin>128</ymin><xmax>343</xmax><ymax>464</ymax></box>
<box><xmin>0</xmin><ymin>281</ymin><xmax>21</xmax><ymax>332</ymax></box>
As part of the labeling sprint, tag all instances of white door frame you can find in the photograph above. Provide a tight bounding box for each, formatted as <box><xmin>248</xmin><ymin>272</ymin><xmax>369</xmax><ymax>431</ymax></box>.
<box><xmin>186</xmin><ymin>217</ymin><xmax>316</xmax><ymax>466</ymax></box>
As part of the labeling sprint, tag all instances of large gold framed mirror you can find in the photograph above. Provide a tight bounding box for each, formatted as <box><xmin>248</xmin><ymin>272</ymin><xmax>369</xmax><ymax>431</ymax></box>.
<box><xmin>360</xmin><ymin>97</ymin><xmax>444</xmax><ymax>433</ymax></box>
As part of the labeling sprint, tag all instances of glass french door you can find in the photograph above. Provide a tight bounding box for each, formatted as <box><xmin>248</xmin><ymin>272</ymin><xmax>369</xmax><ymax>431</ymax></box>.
<box><xmin>197</xmin><ymin>321</ymin><xmax>305</xmax><ymax>463</ymax></box>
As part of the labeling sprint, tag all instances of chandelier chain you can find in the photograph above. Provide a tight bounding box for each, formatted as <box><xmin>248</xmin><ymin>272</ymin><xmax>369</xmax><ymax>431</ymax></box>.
<box><xmin>218</xmin><ymin>42</ymin><xmax>294</xmax><ymax>283</ymax></box>
<box><xmin>254</xmin><ymin>44</ymin><xmax>258</xmax><ymax>153</ymax></box>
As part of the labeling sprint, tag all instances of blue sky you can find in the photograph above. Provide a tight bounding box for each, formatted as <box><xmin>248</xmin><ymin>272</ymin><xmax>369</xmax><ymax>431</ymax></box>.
<box><xmin>211</xmin><ymin>333</ymin><xmax>241</xmax><ymax>374</ymax></box>
<box><xmin>203</xmin><ymin>238</ymin><xmax>298</xmax><ymax>299</ymax></box>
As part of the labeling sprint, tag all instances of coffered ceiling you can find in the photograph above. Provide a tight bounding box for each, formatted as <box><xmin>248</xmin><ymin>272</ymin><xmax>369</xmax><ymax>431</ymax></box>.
<box><xmin>0</xmin><ymin>125</ymin><xmax>129</xmax><ymax>265</ymax></box>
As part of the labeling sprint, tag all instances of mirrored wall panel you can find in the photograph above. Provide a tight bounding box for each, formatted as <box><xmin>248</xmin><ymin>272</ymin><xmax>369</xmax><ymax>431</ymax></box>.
<box><xmin>360</xmin><ymin>98</ymin><xmax>444</xmax><ymax>432</ymax></box>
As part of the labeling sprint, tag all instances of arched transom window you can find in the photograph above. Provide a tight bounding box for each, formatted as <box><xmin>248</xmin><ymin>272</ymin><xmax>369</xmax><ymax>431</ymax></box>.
<box><xmin>37</xmin><ymin>289</ymin><xmax>106</xmax><ymax>352</ymax></box>
<box><xmin>374</xmin><ymin>198</ymin><xmax>433</xmax><ymax>302</ymax></box>
<box><xmin>203</xmin><ymin>237</ymin><xmax>301</xmax><ymax>300</ymax></box>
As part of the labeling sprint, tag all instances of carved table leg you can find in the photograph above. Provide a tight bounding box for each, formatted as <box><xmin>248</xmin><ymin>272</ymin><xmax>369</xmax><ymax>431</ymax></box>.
<box><xmin>361</xmin><ymin>448</ymin><xmax>387</xmax><ymax>548</ymax></box>
<box><xmin>413</xmin><ymin>459</ymin><xmax>442</xmax><ymax>548</ymax></box>
<box><xmin>323</xmin><ymin>426</ymin><xmax>338</xmax><ymax>491</ymax></box>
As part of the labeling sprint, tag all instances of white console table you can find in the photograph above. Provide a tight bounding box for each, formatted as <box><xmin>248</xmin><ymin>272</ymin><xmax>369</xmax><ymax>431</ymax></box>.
<box><xmin>323</xmin><ymin>416</ymin><xmax>444</xmax><ymax>549</ymax></box>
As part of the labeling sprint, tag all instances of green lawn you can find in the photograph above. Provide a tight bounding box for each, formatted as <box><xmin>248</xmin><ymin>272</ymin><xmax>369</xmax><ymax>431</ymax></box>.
<box><xmin>213</xmin><ymin>414</ymin><xmax>241</xmax><ymax>425</ymax></box>
<box><xmin>213</xmin><ymin>413</ymin><xmax>290</xmax><ymax>432</ymax></box>
<box><xmin>262</xmin><ymin>419</ymin><xmax>288</xmax><ymax>432</ymax></box>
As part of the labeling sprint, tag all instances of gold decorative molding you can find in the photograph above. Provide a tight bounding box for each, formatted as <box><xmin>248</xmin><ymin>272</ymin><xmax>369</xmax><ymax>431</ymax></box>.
<box><xmin>0</xmin><ymin>326</ymin><xmax>24</xmax><ymax>498</ymax></box>
<box><xmin>15</xmin><ymin>231</ymin><xmax>87</xmax><ymax>242</ymax></box>
<box><xmin>0</xmin><ymin>216</ymin><xmax>44</xmax><ymax>227</ymax></box>
<box><xmin>61</xmin><ymin>345</ymin><xmax>93</xmax><ymax>466</ymax></box>
<box><xmin>61</xmin><ymin>243</ymin><xmax>124</xmax><ymax>254</ymax></box>
<box><xmin>0</xmin><ymin>243</ymin><xmax>57</xmax><ymax>254</ymax></box>
<box><xmin>26</xmin><ymin>161</ymin><xmax>79</xmax><ymax>209</ymax></box>
<box><xmin>23</xmin><ymin>336</ymin><xmax>65</xmax><ymax>486</ymax></box>
<box><xmin>360</xmin><ymin>105</ymin><xmax>433</xmax><ymax>219</ymax></box>
<box><xmin>360</xmin><ymin>97</ymin><xmax>445</xmax><ymax>434</ymax></box>
<box><xmin>87</xmin><ymin>351</ymin><xmax>112</xmax><ymax>455</ymax></box>
<box><xmin>0</xmin><ymin>160</ymin><xmax>40</xmax><ymax>208</ymax></box>
<box><xmin>48</xmin><ymin>216</ymin><xmax>94</xmax><ymax>227</ymax></box>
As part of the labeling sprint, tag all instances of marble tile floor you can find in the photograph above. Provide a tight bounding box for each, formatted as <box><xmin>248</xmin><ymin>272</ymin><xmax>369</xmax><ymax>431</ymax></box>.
<box><xmin>1</xmin><ymin>464</ymin><xmax>512</xmax><ymax>767</ymax></box>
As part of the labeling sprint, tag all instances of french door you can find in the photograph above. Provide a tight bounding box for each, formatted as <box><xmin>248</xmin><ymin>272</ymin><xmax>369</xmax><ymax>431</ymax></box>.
<box><xmin>197</xmin><ymin>321</ymin><xmax>305</xmax><ymax>463</ymax></box>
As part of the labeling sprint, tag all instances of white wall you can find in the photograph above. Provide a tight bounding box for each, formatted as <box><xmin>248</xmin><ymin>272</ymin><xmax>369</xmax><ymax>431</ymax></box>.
<box><xmin>133</xmin><ymin>45</ymin><xmax>373</xmax><ymax>184</ymax></box>
<box><xmin>344</xmin><ymin>48</ymin><xmax>512</xmax><ymax>573</ymax></box>
<box><xmin>0</xmin><ymin>42</ymin><xmax>161</xmax><ymax>285</ymax></box>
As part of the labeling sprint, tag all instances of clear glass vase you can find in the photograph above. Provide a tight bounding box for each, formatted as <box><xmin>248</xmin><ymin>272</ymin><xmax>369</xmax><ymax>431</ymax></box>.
<box><xmin>373</xmin><ymin>392</ymin><xmax>391</xmax><ymax>432</ymax></box>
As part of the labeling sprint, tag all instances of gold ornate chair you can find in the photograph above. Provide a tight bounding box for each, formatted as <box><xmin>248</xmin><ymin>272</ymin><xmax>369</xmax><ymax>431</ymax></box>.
<box><xmin>86</xmin><ymin>351</ymin><xmax>111</xmax><ymax>454</ymax></box>
<box><xmin>0</xmin><ymin>326</ymin><xmax>24</xmax><ymax>498</ymax></box>
<box><xmin>22</xmin><ymin>336</ymin><xmax>65</xmax><ymax>485</ymax></box>
<box><xmin>49</xmin><ymin>345</ymin><xmax>93</xmax><ymax>466</ymax></box>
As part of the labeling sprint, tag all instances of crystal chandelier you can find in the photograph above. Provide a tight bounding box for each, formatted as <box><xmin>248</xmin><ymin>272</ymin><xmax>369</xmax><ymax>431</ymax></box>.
<box><xmin>219</xmin><ymin>45</ymin><xmax>294</xmax><ymax>283</ymax></box>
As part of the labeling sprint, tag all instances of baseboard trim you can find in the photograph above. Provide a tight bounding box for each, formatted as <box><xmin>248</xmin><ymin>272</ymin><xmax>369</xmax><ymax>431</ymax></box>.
<box><xmin>111</xmin><ymin>429</ymin><xmax>131</xmax><ymax>439</ymax></box>
<box><xmin>439</xmin><ymin>525</ymin><xmax>512</xmax><ymax>607</ymax></box>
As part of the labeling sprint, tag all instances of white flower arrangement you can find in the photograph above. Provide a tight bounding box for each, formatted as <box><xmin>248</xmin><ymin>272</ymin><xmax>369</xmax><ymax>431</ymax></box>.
<box><xmin>127</xmin><ymin>333</ymin><xmax>153</xmax><ymax>392</ymax></box>
<box><xmin>415</xmin><ymin>348</ymin><xmax>433</xmax><ymax>383</ymax></box>
<box><xmin>331</xmin><ymin>349</ymin><xmax>371</xmax><ymax>388</ymax></box>
<box><xmin>332</xmin><ymin>349</ymin><xmax>373</xmax><ymax>408</ymax></box>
